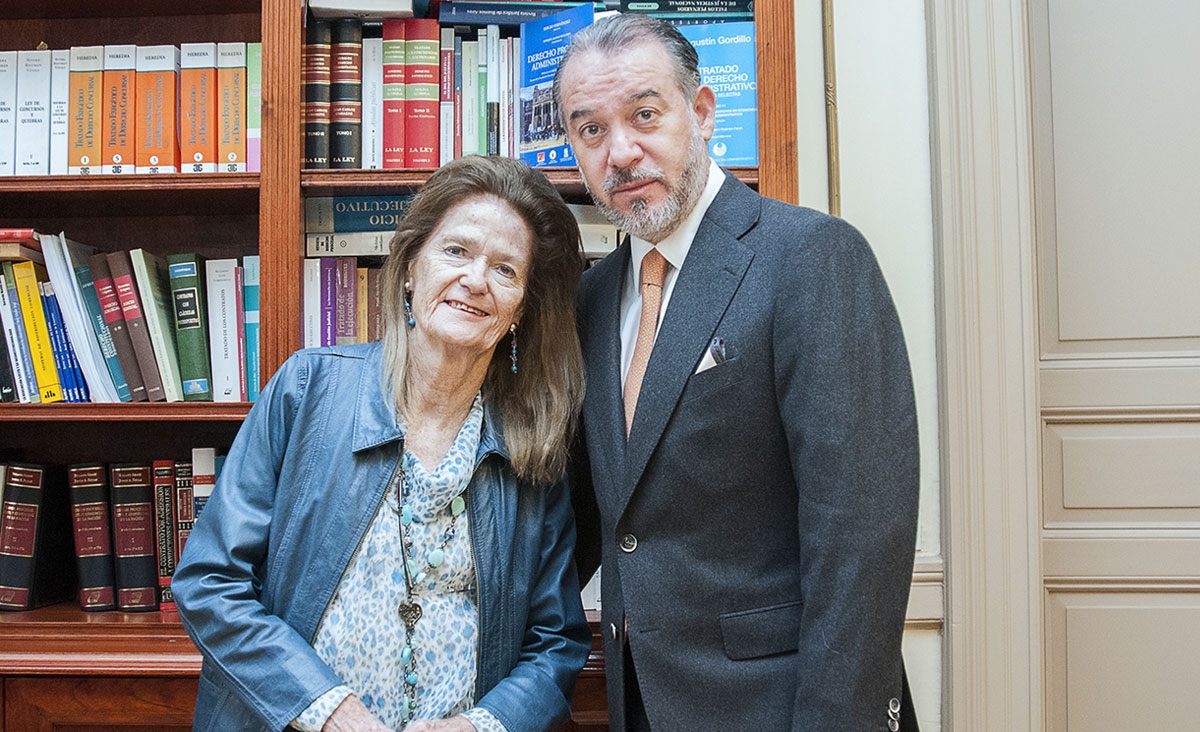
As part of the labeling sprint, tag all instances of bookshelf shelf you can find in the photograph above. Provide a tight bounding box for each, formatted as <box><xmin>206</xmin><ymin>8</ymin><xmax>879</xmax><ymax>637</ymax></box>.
<box><xmin>0</xmin><ymin>402</ymin><xmax>251</xmax><ymax>422</ymax></box>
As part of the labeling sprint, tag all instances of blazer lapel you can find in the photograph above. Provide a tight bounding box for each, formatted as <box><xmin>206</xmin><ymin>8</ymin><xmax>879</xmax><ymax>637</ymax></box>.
<box><xmin>621</xmin><ymin>176</ymin><xmax>762</xmax><ymax>507</ymax></box>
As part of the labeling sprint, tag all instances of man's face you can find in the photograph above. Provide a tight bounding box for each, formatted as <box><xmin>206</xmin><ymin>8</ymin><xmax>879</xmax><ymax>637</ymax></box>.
<box><xmin>559</xmin><ymin>41</ymin><xmax>716</xmax><ymax>242</ymax></box>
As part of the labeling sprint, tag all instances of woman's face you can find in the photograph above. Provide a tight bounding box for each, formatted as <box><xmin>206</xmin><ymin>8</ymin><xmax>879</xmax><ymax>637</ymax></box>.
<box><xmin>407</xmin><ymin>194</ymin><xmax>534</xmax><ymax>364</ymax></box>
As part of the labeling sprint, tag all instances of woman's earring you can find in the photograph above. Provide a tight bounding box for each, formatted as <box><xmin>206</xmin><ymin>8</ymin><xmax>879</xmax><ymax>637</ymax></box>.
<box><xmin>403</xmin><ymin>282</ymin><xmax>415</xmax><ymax>328</ymax></box>
<box><xmin>509</xmin><ymin>324</ymin><xmax>518</xmax><ymax>373</ymax></box>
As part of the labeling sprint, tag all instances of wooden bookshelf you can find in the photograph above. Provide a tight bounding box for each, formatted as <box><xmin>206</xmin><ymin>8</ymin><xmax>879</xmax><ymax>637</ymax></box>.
<box><xmin>0</xmin><ymin>0</ymin><xmax>796</xmax><ymax>727</ymax></box>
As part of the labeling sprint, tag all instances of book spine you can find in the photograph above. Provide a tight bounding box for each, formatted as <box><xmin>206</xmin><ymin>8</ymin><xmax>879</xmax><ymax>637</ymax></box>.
<box><xmin>245</xmin><ymin>42</ymin><xmax>263</xmax><ymax>172</ymax></box>
<box><xmin>73</xmin><ymin>256</ymin><xmax>132</xmax><ymax>401</ymax></box>
<box><xmin>453</xmin><ymin>36</ymin><xmax>463</xmax><ymax>160</ymax></box>
<box><xmin>190</xmin><ymin>448</ymin><xmax>216</xmax><ymax>520</ymax></box>
<box><xmin>108</xmin><ymin>464</ymin><xmax>158</xmax><ymax>611</ymax></box>
<box><xmin>135</xmin><ymin>45</ymin><xmax>180</xmax><ymax>174</ymax></box>
<box><xmin>0</xmin><ymin>464</ymin><xmax>72</xmax><ymax>610</ymax></box>
<box><xmin>485</xmin><ymin>24</ymin><xmax>500</xmax><ymax>157</ymax></box>
<box><xmin>304</xmin><ymin>194</ymin><xmax>413</xmax><ymax>233</ymax></box>
<box><xmin>101</xmin><ymin>45</ymin><xmax>137</xmax><ymax>174</ymax></box>
<box><xmin>367</xmin><ymin>266</ymin><xmax>384</xmax><ymax>341</ymax></box>
<box><xmin>439</xmin><ymin>27</ymin><xmax>455</xmax><ymax>166</ymax></box>
<box><xmin>40</xmin><ymin>282</ymin><xmax>83</xmax><ymax>402</ymax></box>
<box><xmin>329</xmin><ymin>20</ymin><xmax>363</xmax><ymax>169</ymax></box>
<box><xmin>67</xmin><ymin>463</ymin><xmax>117</xmax><ymax>611</ymax></box>
<box><xmin>217</xmin><ymin>42</ymin><xmax>247</xmax><ymax>173</ymax></box>
<box><xmin>405</xmin><ymin>18</ymin><xmax>441</xmax><ymax>167</ymax></box>
<box><xmin>68</xmin><ymin>46</ymin><xmax>104</xmax><ymax>175</ymax></box>
<box><xmin>302</xmin><ymin>18</ymin><xmax>333</xmax><ymax>169</ymax></box>
<box><xmin>476</xmin><ymin>29</ymin><xmax>488</xmax><ymax>156</ymax></box>
<box><xmin>381</xmin><ymin>20</ymin><xmax>406</xmax><ymax>168</ymax></box>
<box><xmin>303</xmin><ymin>258</ymin><xmax>322</xmax><ymax>348</ymax></box>
<box><xmin>49</xmin><ymin>50</ymin><xmax>70</xmax><ymax>175</ymax></box>
<box><xmin>499</xmin><ymin>35</ymin><xmax>511</xmax><ymax>158</ymax></box>
<box><xmin>172</xmin><ymin>462</ymin><xmax>194</xmax><ymax>563</ymax></box>
<box><xmin>306</xmin><ymin>230</ymin><xmax>392</xmax><ymax>257</ymax></box>
<box><xmin>459</xmin><ymin>40</ymin><xmax>479</xmax><ymax>157</ymax></box>
<box><xmin>88</xmin><ymin>252</ymin><xmax>147</xmax><ymax>401</ymax></box>
<box><xmin>15</xmin><ymin>50</ymin><xmax>52</xmax><ymax>176</ymax></box>
<box><xmin>179</xmin><ymin>43</ymin><xmax>218</xmax><ymax>173</ymax></box>
<box><xmin>439</xmin><ymin>1</ymin><xmax>589</xmax><ymax>27</ymax></box>
<box><xmin>0</xmin><ymin>325</ymin><xmax>17</xmax><ymax>401</ymax></box>
<box><xmin>107</xmin><ymin>250</ymin><xmax>165</xmax><ymax>401</ymax></box>
<box><xmin>151</xmin><ymin>459</ymin><xmax>177</xmax><ymax>612</ymax></box>
<box><xmin>11</xmin><ymin>261</ymin><xmax>63</xmax><ymax>403</ymax></box>
<box><xmin>166</xmin><ymin>254</ymin><xmax>212</xmax><ymax>401</ymax></box>
<box><xmin>0</xmin><ymin>52</ymin><xmax>16</xmax><ymax>176</ymax></box>
<box><xmin>0</xmin><ymin>269</ymin><xmax>37</xmax><ymax>402</ymax></box>
<box><xmin>356</xmin><ymin>266</ymin><xmax>369</xmax><ymax>343</ymax></box>
<box><xmin>242</xmin><ymin>255</ymin><xmax>260</xmax><ymax>401</ymax></box>
<box><xmin>206</xmin><ymin>258</ymin><xmax>244</xmax><ymax>402</ymax></box>
<box><xmin>320</xmin><ymin>257</ymin><xmax>336</xmax><ymax>347</ymax></box>
<box><xmin>334</xmin><ymin>257</ymin><xmax>357</xmax><ymax>346</ymax></box>
<box><xmin>129</xmin><ymin>249</ymin><xmax>183</xmax><ymax>402</ymax></box>
<box><xmin>360</xmin><ymin>29</ymin><xmax>384</xmax><ymax>170</ymax></box>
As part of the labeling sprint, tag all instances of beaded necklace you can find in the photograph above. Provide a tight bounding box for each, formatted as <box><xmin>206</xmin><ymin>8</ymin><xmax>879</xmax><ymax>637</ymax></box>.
<box><xmin>396</xmin><ymin>451</ymin><xmax>468</xmax><ymax>725</ymax></box>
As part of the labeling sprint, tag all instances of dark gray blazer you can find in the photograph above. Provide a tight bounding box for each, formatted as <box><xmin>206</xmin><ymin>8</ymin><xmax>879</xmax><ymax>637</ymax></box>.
<box><xmin>571</xmin><ymin>172</ymin><xmax>920</xmax><ymax>731</ymax></box>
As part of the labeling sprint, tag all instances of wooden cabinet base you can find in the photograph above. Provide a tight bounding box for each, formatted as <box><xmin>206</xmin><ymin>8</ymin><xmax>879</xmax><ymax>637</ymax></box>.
<box><xmin>5</xmin><ymin>676</ymin><xmax>196</xmax><ymax>732</ymax></box>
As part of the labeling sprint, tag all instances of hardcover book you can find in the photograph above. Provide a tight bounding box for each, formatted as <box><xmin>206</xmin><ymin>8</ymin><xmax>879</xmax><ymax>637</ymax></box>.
<box><xmin>206</xmin><ymin>258</ymin><xmax>247</xmax><ymax>402</ymax></box>
<box><xmin>191</xmin><ymin>448</ymin><xmax>217</xmax><ymax>520</ymax></box>
<box><xmin>67</xmin><ymin>46</ymin><xmax>104</xmax><ymax>175</ymax></box>
<box><xmin>39</xmin><ymin>280</ymin><xmax>87</xmax><ymax>402</ymax></box>
<box><xmin>135</xmin><ymin>45</ymin><xmax>181</xmax><ymax>174</ymax></box>
<box><xmin>361</xmin><ymin>26</ymin><xmax>384</xmax><ymax>169</ymax></box>
<box><xmin>303</xmin><ymin>258</ymin><xmax>322</xmax><ymax>348</ymax></box>
<box><xmin>101</xmin><ymin>45</ymin><xmax>137</xmax><ymax>174</ymax></box>
<box><xmin>381</xmin><ymin>19</ymin><xmax>406</xmax><ymax>168</ymax></box>
<box><xmin>166</xmin><ymin>253</ymin><xmax>212</xmax><ymax>401</ymax></box>
<box><xmin>151</xmin><ymin>459</ymin><xmax>177</xmax><ymax>612</ymax></box>
<box><xmin>302</xmin><ymin>17</ymin><xmax>333</xmax><ymax>169</ymax></box>
<box><xmin>459</xmin><ymin>40</ymin><xmax>479</xmax><ymax>157</ymax></box>
<box><xmin>106</xmin><ymin>250</ymin><xmax>166</xmax><ymax>402</ymax></box>
<box><xmin>0</xmin><ymin>463</ymin><xmax>73</xmax><ymax>610</ymax></box>
<box><xmin>246</xmin><ymin>42</ymin><xmax>263</xmax><ymax>172</ymax></box>
<box><xmin>406</xmin><ymin>18</ymin><xmax>441</xmax><ymax>167</ymax></box>
<box><xmin>64</xmin><ymin>238</ymin><xmax>132</xmax><ymax>401</ymax></box>
<box><xmin>306</xmin><ymin>231</ymin><xmax>392</xmax><ymax>257</ymax></box>
<box><xmin>335</xmin><ymin>257</ymin><xmax>357</xmax><ymax>346</ymax></box>
<box><xmin>0</xmin><ymin>52</ymin><xmax>15</xmax><ymax>176</ymax></box>
<box><xmin>0</xmin><ymin>264</ymin><xmax>39</xmax><ymax>402</ymax></box>
<box><xmin>14</xmin><ymin>49</ymin><xmax>52</xmax><ymax>176</ymax></box>
<box><xmin>518</xmin><ymin>2</ymin><xmax>594</xmax><ymax>167</ymax></box>
<box><xmin>309</xmin><ymin>0</ymin><xmax>415</xmax><ymax>17</ymax></box>
<box><xmin>67</xmin><ymin>463</ymin><xmax>117</xmax><ymax>611</ymax></box>
<box><xmin>679</xmin><ymin>21</ymin><xmax>757</xmax><ymax>166</ymax></box>
<box><xmin>49</xmin><ymin>49</ymin><xmax>70</xmax><ymax>175</ymax></box>
<box><xmin>320</xmin><ymin>257</ymin><xmax>336</xmax><ymax>347</ymax></box>
<box><xmin>172</xmin><ymin>461</ymin><xmax>194</xmax><ymax>563</ymax></box>
<box><xmin>439</xmin><ymin>27</ymin><xmax>455</xmax><ymax>166</ymax></box>
<box><xmin>217</xmin><ymin>42</ymin><xmax>247</xmax><ymax>172</ymax></box>
<box><xmin>242</xmin><ymin>255</ymin><xmax>261</xmax><ymax>401</ymax></box>
<box><xmin>88</xmin><ymin>252</ymin><xmax>148</xmax><ymax>401</ymax></box>
<box><xmin>329</xmin><ymin>20</ymin><xmax>363</xmax><ymax>168</ymax></box>
<box><xmin>180</xmin><ymin>43</ymin><xmax>218</xmax><ymax>173</ymax></box>
<box><xmin>305</xmin><ymin>194</ymin><xmax>414</xmax><ymax>233</ymax></box>
<box><xmin>10</xmin><ymin>260</ymin><xmax>63</xmax><ymax>403</ymax></box>
<box><xmin>440</xmin><ymin>1</ymin><xmax>595</xmax><ymax>29</ymax></box>
<box><xmin>129</xmin><ymin>248</ymin><xmax>184</xmax><ymax>402</ymax></box>
<box><xmin>108</xmin><ymin>463</ymin><xmax>158</xmax><ymax>611</ymax></box>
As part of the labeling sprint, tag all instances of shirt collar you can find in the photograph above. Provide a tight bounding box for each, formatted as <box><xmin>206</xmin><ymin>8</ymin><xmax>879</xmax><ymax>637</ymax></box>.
<box><xmin>629</xmin><ymin>157</ymin><xmax>726</xmax><ymax>272</ymax></box>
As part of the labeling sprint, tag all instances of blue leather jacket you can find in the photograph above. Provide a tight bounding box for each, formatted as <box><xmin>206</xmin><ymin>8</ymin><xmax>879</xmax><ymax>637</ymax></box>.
<box><xmin>173</xmin><ymin>343</ymin><xmax>590</xmax><ymax>732</ymax></box>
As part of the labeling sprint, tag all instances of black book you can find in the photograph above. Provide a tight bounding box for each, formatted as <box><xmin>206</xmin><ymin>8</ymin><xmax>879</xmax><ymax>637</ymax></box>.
<box><xmin>0</xmin><ymin>463</ymin><xmax>75</xmax><ymax>610</ymax></box>
<box><xmin>0</xmin><ymin>328</ymin><xmax>17</xmax><ymax>402</ymax></box>
<box><xmin>303</xmin><ymin>15</ymin><xmax>333</xmax><ymax>169</ymax></box>
<box><xmin>67</xmin><ymin>463</ymin><xmax>118</xmax><ymax>611</ymax></box>
<box><xmin>329</xmin><ymin>18</ymin><xmax>364</xmax><ymax>169</ymax></box>
<box><xmin>108</xmin><ymin>464</ymin><xmax>159</xmax><ymax>612</ymax></box>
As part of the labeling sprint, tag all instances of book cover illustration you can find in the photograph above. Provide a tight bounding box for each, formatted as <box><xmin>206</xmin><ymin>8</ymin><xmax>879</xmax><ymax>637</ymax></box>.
<box><xmin>518</xmin><ymin>3</ymin><xmax>594</xmax><ymax>168</ymax></box>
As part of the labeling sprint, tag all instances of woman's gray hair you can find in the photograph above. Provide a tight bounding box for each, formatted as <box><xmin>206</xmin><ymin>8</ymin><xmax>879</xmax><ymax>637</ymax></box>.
<box><xmin>380</xmin><ymin>156</ymin><xmax>585</xmax><ymax>484</ymax></box>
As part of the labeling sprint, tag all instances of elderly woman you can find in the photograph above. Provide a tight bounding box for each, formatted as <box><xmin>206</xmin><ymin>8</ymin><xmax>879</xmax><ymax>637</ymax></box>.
<box><xmin>173</xmin><ymin>156</ymin><xmax>590</xmax><ymax>732</ymax></box>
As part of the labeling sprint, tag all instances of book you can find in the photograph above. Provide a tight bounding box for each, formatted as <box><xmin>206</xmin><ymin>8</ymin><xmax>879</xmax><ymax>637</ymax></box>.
<box><xmin>335</xmin><ymin>257</ymin><xmax>358</xmax><ymax>345</ymax></box>
<box><xmin>245</xmin><ymin>42</ymin><xmax>263</xmax><ymax>172</ymax></box>
<box><xmin>309</xmin><ymin>0</ymin><xmax>416</xmax><ymax>17</ymax></box>
<box><xmin>88</xmin><ymin>252</ymin><xmax>148</xmax><ymax>402</ymax></box>
<box><xmin>329</xmin><ymin>20</ymin><xmax>363</xmax><ymax>168</ymax></box>
<box><xmin>302</xmin><ymin>17</ymin><xmax>333</xmax><ymax>169</ymax></box>
<box><xmin>151</xmin><ymin>459</ymin><xmax>177</xmax><ymax>612</ymax></box>
<box><xmin>459</xmin><ymin>39</ymin><xmax>479</xmax><ymax>157</ymax></box>
<box><xmin>0</xmin><ymin>51</ymin><xmax>15</xmax><ymax>176</ymax></box>
<box><xmin>475</xmin><ymin>28</ymin><xmax>487</xmax><ymax>156</ymax></box>
<box><xmin>108</xmin><ymin>463</ymin><xmax>158</xmax><ymax>611</ymax></box>
<box><xmin>381</xmin><ymin>19</ymin><xmax>406</xmax><ymax>168</ymax></box>
<box><xmin>0</xmin><ymin>228</ymin><xmax>43</xmax><ymax>247</ymax></box>
<box><xmin>0</xmin><ymin>463</ymin><xmax>73</xmax><ymax>610</ymax></box>
<box><xmin>206</xmin><ymin>258</ymin><xmax>247</xmax><ymax>402</ymax></box>
<box><xmin>320</xmin><ymin>257</ymin><xmax>336</xmax><ymax>346</ymax></box>
<box><xmin>180</xmin><ymin>43</ymin><xmax>218</xmax><ymax>173</ymax></box>
<box><xmin>305</xmin><ymin>194</ymin><xmax>414</xmax><ymax>232</ymax></box>
<box><xmin>190</xmin><ymin>448</ymin><xmax>217</xmax><ymax>520</ymax></box>
<box><xmin>67</xmin><ymin>463</ymin><xmax>117</xmax><ymax>611</ymax></box>
<box><xmin>406</xmin><ymin>18</ymin><xmax>441</xmax><ymax>167</ymax></box>
<box><xmin>15</xmin><ymin>49</ymin><xmax>52</xmax><ymax>176</ymax></box>
<box><xmin>439</xmin><ymin>27</ymin><xmax>456</xmax><ymax>165</ymax></box>
<box><xmin>366</xmin><ymin>265</ymin><xmax>384</xmax><ymax>341</ymax></box>
<box><xmin>135</xmin><ymin>45</ymin><xmax>181</xmax><ymax>174</ymax></box>
<box><xmin>217</xmin><ymin>42</ymin><xmax>247</xmax><ymax>173</ymax></box>
<box><xmin>106</xmin><ymin>249</ymin><xmax>165</xmax><ymax>402</ymax></box>
<box><xmin>10</xmin><ymin>260</ymin><xmax>63</xmax><ymax>403</ymax></box>
<box><xmin>129</xmin><ymin>248</ymin><xmax>184</xmax><ymax>402</ymax></box>
<box><xmin>242</xmin><ymin>255</ymin><xmax>260</xmax><ymax>401</ymax></box>
<box><xmin>519</xmin><ymin>2</ymin><xmax>594</xmax><ymax>167</ymax></box>
<box><xmin>569</xmin><ymin>203</ymin><xmax>621</xmax><ymax>259</ymax></box>
<box><xmin>166</xmin><ymin>253</ymin><xmax>212</xmax><ymax>401</ymax></box>
<box><xmin>0</xmin><ymin>240</ymin><xmax>44</xmax><ymax>264</ymax></box>
<box><xmin>453</xmin><ymin>35</ymin><xmax>463</xmax><ymax>159</ymax></box>
<box><xmin>303</xmin><ymin>258</ymin><xmax>322</xmax><ymax>348</ymax></box>
<box><xmin>306</xmin><ymin>231</ymin><xmax>392</xmax><ymax>257</ymax></box>
<box><xmin>64</xmin><ymin>238</ymin><xmax>132</xmax><ymax>402</ymax></box>
<box><xmin>440</xmin><ymin>1</ymin><xmax>598</xmax><ymax>29</ymax></box>
<box><xmin>0</xmin><ymin>265</ymin><xmax>38</xmax><ymax>402</ymax></box>
<box><xmin>356</xmin><ymin>266</ymin><xmax>369</xmax><ymax>342</ymax></box>
<box><xmin>0</xmin><ymin>327</ymin><xmax>16</xmax><ymax>402</ymax></box>
<box><xmin>484</xmin><ymin>23</ymin><xmax>500</xmax><ymax>157</ymax></box>
<box><xmin>621</xmin><ymin>0</ymin><xmax>752</xmax><ymax>11</ymax></box>
<box><xmin>41</xmin><ymin>280</ymin><xmax>87</xmax><ymax>402</ymax></box>
<box><xmin>49</xmin><ymin>49</ymin><xmax>70</xmax><ymax>175</ymax></box>
<box><xmin>101</xmin><ymin>45</ymin><xmax>137</xmax><ymax>174</ymax></box>
<box><xmin>172</xmin><ymin>461</ymin><xmax>194</xmax><ymax>563</ymax></box>
<box><xmin>360</xmin><ymin>25</ymin><xmax>384</xmax><ymax>169</ymax></box>
<box><xmin>679</xmin><ymin>21</ymin><xmax>757</xmax><ymax>166</ymax></box>
<box><xmin>67</xmin><ymin>46</ymin><xmax>104</xmax><ymax>175</ymax></box>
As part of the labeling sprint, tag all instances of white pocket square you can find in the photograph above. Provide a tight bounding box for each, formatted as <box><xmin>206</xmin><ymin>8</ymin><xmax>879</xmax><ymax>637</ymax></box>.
<box><xmin>695</xmin><ymin>348</ymin><xmax>718</xmax><ymax>374</ymax></box>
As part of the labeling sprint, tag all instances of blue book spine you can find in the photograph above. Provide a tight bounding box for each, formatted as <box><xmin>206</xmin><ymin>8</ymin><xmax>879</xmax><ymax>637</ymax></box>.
<box><xmin>74</xmin><ymin>261</ymin><xmax>131</xmax><ymax>401</ymax></box>
<box><xmin>304</xmin><ymin>194</ymin><xmax>415</xmax><ymax>233</ymax></box>
<box><xmin>679</xmin><ymin>21</ymin><xmax>758</xmax><ymax>166</ymax></box>
<box><xmin>41</xmin><ymin>285</ymin><xmax>80</xmax><ymax>402</ymax></box>
<box><xmin>242</xmin><ymin>255</ymin><xmax>260</xmax><ymax>402</ymax></box>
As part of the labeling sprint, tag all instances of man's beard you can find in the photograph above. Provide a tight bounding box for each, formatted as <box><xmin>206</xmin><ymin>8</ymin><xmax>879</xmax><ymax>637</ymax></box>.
<box><xmin>586</xmin><ymin>129</ymin><xmax>709</xmax><ymax>243</ymax></box>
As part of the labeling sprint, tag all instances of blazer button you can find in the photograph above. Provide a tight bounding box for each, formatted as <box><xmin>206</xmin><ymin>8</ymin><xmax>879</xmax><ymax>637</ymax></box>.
<box><xmin>888</xmin><ymin>719</ymin><xmax>899</xmax><ymax>732</ymax></box>
<box><xmin>619</xmin><ymin>533</ymin><xmax>638</xmax><ymax>553</ymax></box>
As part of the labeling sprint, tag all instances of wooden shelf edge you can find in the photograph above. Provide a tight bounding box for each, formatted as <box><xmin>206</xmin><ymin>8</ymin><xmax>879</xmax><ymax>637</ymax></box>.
<box><xmin>0</xmin><ymin>173</ymin><xmax>259</xmax><ymax>195</ymax></box>
<box><xmin>0</xmin><ymin>402</ymin><xmax>251</xmax><ymax>422</ymax></box>
<box><xmin>301</xmin><ymin>167</ymin><xmax>759</xmax><ymax>193</ymax></box>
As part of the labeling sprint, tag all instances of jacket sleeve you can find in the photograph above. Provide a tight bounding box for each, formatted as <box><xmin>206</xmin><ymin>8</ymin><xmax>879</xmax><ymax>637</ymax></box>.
<box><xmin>773</xmin><ymin>214</ymin><xmax>920</xmax><ymax>731</ymax></box>
<box><xmin>173</xmin><ymin>354</ymin><xmax>346</xmax><ymax>730</ymax></box>
<box><xmin>475</xmin><ymin>480</ymin><xmax>592</xmax><ymax>732</ymax></box>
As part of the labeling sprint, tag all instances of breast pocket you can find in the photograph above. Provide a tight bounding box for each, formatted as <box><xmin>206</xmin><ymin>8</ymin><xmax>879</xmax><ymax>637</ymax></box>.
<box><xmin>719</xmin><ymin>600</ymin><xmax>803</xmax><ymax>660</ymax></box>
<box><xmin>681</xmin><ymin>357</ymin><xmax>742</xmax><ymax>407</ymax></box>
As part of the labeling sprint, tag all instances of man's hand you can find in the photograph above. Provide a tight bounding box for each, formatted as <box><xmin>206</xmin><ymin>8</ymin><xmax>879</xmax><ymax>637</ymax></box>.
<box><xmin>321</xmin><ymin>695</ymin><xmax>392</xmax><ymax>732</ymax></box>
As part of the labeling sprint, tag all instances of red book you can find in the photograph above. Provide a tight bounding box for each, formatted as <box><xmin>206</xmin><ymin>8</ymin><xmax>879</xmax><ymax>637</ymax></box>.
<box><xmin>0</xmin><ymin>229</ymin><xmax>43</xmax><ymax>250</ymax></box>
<box><xmin>151</xmin><ymin>459</ymin><xmax>177</xmax><ymax>613</ymax></box>
<box><xmin>109</xmin><ymin>464</ymin><xmax>159</xmax><ymax>612</ymax></box>
<box><xmin>404</xmin><ymin>18</ymin><xmax>441</xmax><ymax>167</ymax></box>
<box><xmin>87</xmin><ymin>252</ymin><xmax>148</xmax><ymax>402</ymax></box>
<box><xmin>381</xmin><ymin>19</ymin><xmax>406</xmax><ymax>168</ymax></box>
<box><xmin>106</xmin><ymin>250</ymin><xmax>165</xmax><ymax>402</ymax></box>
<box><xmin>173</xmin><ymin>461</ymin><xmax>194</xmax><ymax>563</ymax></box>
<box><xmin>68</xmin><ymin>463</ymin><xmax>117</xmax><ymax>611</ymax></box>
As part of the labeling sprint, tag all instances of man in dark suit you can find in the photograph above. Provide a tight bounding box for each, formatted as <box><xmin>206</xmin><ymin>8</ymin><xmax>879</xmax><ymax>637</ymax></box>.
<box><xmin>554</xmin><ymin>14</ymin><xmax>921</xmax><ymax>732</ymax></box>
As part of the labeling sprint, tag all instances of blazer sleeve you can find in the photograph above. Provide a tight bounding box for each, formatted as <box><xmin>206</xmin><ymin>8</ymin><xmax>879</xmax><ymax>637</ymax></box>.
<box><xmin>772</xmin><ymin>214</ymin><xmax>920</xmax><ymax>730</ymax></box>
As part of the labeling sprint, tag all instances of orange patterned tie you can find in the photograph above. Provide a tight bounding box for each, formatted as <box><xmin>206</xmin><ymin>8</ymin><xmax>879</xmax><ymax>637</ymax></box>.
<box><xmin>624</xmin><ymin>248</ymin><xmax>667</xmax><ymax>435</ymax></box>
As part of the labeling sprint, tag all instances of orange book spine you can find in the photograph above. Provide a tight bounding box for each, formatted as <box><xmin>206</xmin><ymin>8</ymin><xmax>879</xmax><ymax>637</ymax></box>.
<box><xmin>135</xmin><ymin>45</ymin><xmax>180</xmax><ymax>173</ymax></box>
<box><xmin>101</xmin><ymin>45</ymin><xmax>137</xmax><ymax>174</ymax></box>
<box><xmin>67</xmin><ymin>46</ymin><xmax>104</xmax><ymax>175</ymax></box>
<box><xmin>217</xmin><ymin>42</ymin><xmax>247</xmax><ymax>173</ymax></box>
<box><xmin>179</xmin><ymin>43</ymin><xmax>218</xmax><ymax>173</ymax></box>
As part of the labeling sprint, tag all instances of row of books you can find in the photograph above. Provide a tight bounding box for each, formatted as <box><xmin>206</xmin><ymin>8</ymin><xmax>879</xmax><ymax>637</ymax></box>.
<box><xmin>0</xmin><ymin>42</ymin><xmax>262</xmax><ymax>177</ymax></box>
<box><xmin>302</xmin><ymin>4</ymin><xmax>757</xmax><ymax>170</ymax></box>
<box><xmin>0</xmin><ymin>451</ymin><xmax>223</xmax><ymax>613</ymax></box>
<box><xmin>0</xmin><ymin>230</ymin><xmax>259</xmax><ymax>404</ymax></box>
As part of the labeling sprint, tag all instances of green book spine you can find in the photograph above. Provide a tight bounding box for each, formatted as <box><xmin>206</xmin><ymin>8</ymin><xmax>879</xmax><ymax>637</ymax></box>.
<box><xmin>166</xmin><ymin>253</ymin><xmax>212</xmax><ymax>401</ymax></box>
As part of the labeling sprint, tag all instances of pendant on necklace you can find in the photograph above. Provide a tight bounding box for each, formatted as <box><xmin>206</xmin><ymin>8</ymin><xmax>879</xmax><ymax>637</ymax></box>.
<box><xmin>398</xmin><ymin>601</ymin><xmax>423</xmax><ymax>631</ymax></box>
